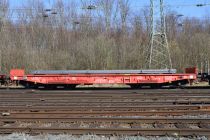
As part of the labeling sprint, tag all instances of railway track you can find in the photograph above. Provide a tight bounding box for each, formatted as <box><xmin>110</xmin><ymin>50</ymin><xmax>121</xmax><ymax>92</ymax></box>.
<box><xmin>0</xmin><ymin>89</ymin><xmax>210</xmax><ymax>136</ymax></box>
<box><xmin>1</xmin><ymin>117</ymin><xmax>210</xmax><ymax>135</ymax></box>
<box><xmin>1</xmin><ymin>127</ymin><xmax>210</xmax><ymax>136</ymax></box>
<box><xmin>1</xmin><ymin>117</ymin><xmax>210</xmax><ymax>123</ymax></box>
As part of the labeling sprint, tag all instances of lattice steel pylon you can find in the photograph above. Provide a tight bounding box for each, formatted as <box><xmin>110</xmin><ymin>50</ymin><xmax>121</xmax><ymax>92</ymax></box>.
<box><xmin>147</xmin><ymin>0</ymin><xmax>172</xmax><ymax>69</ymax></box>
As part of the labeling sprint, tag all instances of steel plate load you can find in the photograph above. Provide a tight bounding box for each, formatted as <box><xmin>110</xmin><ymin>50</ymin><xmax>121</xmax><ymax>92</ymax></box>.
<box><xmin>30</xmin><ymin>69</ymin><xmax>177</xmax><ymax>75</ymax></box>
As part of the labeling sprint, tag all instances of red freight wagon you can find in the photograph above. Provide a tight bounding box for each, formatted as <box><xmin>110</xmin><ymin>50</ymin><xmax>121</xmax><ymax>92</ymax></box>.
<box><xmin>10</xmin><ymin>68</ymin><xmax>197</xmax><ymax>89</ymax></box>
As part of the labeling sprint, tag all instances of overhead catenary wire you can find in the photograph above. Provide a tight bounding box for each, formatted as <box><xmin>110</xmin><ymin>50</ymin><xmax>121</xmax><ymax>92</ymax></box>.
<box><xmin>1</xmin><ymin>1</ymin><xmax>210</xmax><ymax>26</ymax></box>
<box><xmin>1</xmin><ymin>3</ymin><xmax>210</xmax><ymax>11</ymax></box>
<box><xmin>0</xmin><ymin>2</ymin><xmax>209</xmax><ymax>17</ymax></box>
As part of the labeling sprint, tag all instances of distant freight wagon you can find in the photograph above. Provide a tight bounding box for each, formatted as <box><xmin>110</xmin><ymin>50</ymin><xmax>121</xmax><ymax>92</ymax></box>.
<box><xmin>9</xmin><ymin>67</ymin><xmax>197</xmax><ymax>89</ymax></box>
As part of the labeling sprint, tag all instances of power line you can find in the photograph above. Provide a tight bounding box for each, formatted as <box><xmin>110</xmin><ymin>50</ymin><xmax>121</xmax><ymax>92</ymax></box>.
<box><xmin>0</xmin><ymin>3</ymin><xmax>210</xmax><ymax>11</ymax></box>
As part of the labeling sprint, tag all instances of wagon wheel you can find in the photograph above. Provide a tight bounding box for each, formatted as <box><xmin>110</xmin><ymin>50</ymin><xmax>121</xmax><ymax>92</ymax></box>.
<box><xmin>130</xmin><ymin>84</ymin><xmax>142</xmax><ymax>89</ymax></box>
<box><xmin>64</xmin><ymin>84</ymin><xmax>77</xmax><ymax>90</ymax></box>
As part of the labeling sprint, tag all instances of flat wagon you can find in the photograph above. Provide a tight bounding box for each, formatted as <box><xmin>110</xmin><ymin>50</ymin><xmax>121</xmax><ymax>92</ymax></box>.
<box><xmin>9</xmin><ymin>68</ymin><xmax>197</xmax><ymax>89</ymax></box>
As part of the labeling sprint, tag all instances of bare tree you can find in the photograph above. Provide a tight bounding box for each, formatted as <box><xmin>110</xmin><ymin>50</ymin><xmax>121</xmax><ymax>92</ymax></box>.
<box><xmin>118</xmin><ymin>0</ymin><xmax>130</xmax><ymax>32</ymax></box>
<box><xmin>0</xmin><ymin>0</ymin><xmax>209</xmax><ymax>73</ymax></box>
<box><xmin>97</xmin><ymin>0</ymin><xmax>115</xmax><ymax>32</ymax></box>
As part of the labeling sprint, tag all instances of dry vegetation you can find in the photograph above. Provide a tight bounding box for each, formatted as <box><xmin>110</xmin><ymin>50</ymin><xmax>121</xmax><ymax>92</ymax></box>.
<box><xmin>0</xmin><ymin>0</ymin><xmax>209</xmax><ymax>73</ymax></box>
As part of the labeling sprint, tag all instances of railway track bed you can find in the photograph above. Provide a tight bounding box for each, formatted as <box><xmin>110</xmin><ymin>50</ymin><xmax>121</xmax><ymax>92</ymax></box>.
<box><xmin>1</xmin><ymin>89</ymin><xmax>210</xmax><ymax>137</ymax></box>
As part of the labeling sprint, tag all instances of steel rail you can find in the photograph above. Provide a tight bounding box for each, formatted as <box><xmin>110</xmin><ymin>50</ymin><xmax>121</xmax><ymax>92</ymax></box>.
<box><xmin>1</xmin><ymin>91</ymin><xmax>210</xmax><ymax>95</ymax></box>
<box><xmin>1</xmin><ymin>97</ymin><xmax>210</xmax><ymax>102</ymax></box>
<box><xmin>0</xmin><ymin>127</ymin><xmax>210</xmax><ymax>136</ymax></box>
<box><xmin>1</xmin><ymin>91</ymin><xmax>210</xmax><ymax>94</ymax></box>
<box><xmin>0</xmin><ymin>101</ymin><xmax>209</xmax><ymax>106</ymax></box>
<box><xmin>1</xmin><ymin>90</ymin><xmax>210</xmax><ymax>95</ymax></box>
<box><xmin>1</xmin><ymin>93</ymin><xmax>210</xmax><ymax>97</ymax></box>
<box><xmin>0</xmin><ymin>104</ymin><xmax>208</xmax><ymax>111</ymax></box>
<box><xmin>0</xmin><ymin>101</ymin><xmax>210</xmax><ymax>107</ymax></box>
<box><xmin>0</xmin><ymin>98</ymin><xmax>210</xmax><ymax>102</ymax></box>
<box><xmin>3</xmin><ymin>110</ymin><xmax>210</xmax><ymax>116</ymax></box>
